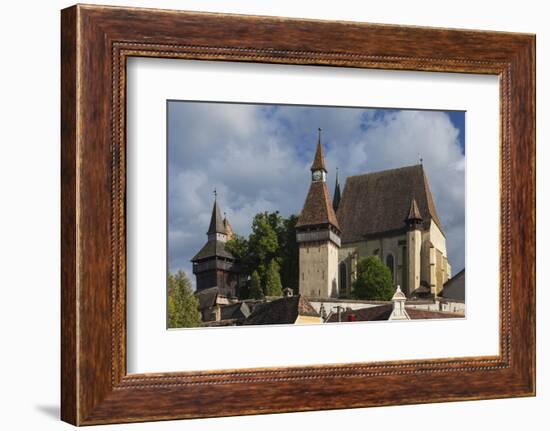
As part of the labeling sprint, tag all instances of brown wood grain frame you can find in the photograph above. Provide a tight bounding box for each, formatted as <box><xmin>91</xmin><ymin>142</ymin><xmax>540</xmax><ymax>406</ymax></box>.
<box><xmin>61</xmin><ymin>4</ymin><xmax>536</xmax><ymax>426</ymax></box>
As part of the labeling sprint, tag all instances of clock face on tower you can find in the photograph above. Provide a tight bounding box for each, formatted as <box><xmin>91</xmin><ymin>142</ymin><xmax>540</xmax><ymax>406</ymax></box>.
<box><xmin>312</xmin><ymin>170</ymin><xmax>323</xmax><ymax>181</ymax></box>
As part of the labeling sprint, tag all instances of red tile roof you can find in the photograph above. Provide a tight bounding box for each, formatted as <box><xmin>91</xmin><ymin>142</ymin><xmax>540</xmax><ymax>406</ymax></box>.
<box><xmin>327</xmin><ymin>304</ymin><xmax>393</xmax><ymax>322</ymax></box>
<box><xmin>310</xmin><ymin>139</ymin><xmax>327</xmax><ymax>172</ymax></box>
<box><xmin>296</xmin><ymin>181</ymin><xmax>341</xmax><ymax>230</ymax></box>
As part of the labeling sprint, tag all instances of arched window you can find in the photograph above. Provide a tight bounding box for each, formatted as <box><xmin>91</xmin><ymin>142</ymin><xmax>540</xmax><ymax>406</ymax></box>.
<box><xmin>339</xmin><ymin>262</ymin><xmax>347</xmax><ymax>297</ymax></box>
<box><xmin>386</xmin><ymin>254</ymin><xmax>395</xmax><ymax>282</ymax></box>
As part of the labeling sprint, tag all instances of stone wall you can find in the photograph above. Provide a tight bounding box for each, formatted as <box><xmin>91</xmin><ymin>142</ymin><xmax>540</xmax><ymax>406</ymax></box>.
<box><xmin>299</xmin><ymin>240</ymin><xmax>339</xmax><ymax>298</ymax></box>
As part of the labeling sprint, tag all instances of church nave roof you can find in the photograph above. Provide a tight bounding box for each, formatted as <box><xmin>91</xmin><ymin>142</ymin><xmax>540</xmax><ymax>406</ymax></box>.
<box><xmin>336</xmin><ymin>164</ymin><xmax>443</xmax><ymax>243</ymax></box>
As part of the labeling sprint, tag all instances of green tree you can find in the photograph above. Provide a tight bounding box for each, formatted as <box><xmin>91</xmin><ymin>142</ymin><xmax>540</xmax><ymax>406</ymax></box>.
<box><xmin>225</xmin><ymin>233</ymin><xmax>251</xmax><ymax>272</ymax></box>
<box><xmin>167</xmin><ymin>270</ymin><xmax>202</xmax><ymax>328</ymax></box>
<box><xmin>225</xmin><ymin>211</ymin><xmax>299</xmax><ymax>299</ymax></box>
<box><xmin>264</xmin><ymin>259</ymin><xmax>283</xmax><ymax>297</ymax></box>
<box><xmin>225</xmin><ymin>233</ymin><xmax>248</xmax><ymax>260</ymax></box>
<box><xmin>279</xmin><ymin>214</ymin><xmax>299</xmax><ymax>292</ymax></box>
<box><xmin>352</xmin><ymin>256</ymin><xmax>394</xmax><ymax>300</ymax></box>
<box><xmin>249</xmin><ymin>212</ymin><xmax>279</xmax><ymax>266</ymax></box>
<box><xmin>249</xmin><ymin>270</ymin><xmax>264</xmax><ymax>299</ymax></box>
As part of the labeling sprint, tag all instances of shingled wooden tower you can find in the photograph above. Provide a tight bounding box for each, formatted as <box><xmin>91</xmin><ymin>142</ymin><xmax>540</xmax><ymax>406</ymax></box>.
<box><xmin>191</xmin><ymin>195</ymin><xmax>240</xmax><ymax>297</ymax></box>
<box><xmin>296</xmin><ymin>129</ymin><xmax>341</xmax><ymax>298</ymax></box>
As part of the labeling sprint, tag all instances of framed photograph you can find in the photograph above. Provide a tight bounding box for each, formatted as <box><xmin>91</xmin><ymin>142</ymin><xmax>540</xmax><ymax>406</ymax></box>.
<box><xmin>61</xmin><ymin>4</ymin><xmax>535</xmax><ymax>425</ymax></box>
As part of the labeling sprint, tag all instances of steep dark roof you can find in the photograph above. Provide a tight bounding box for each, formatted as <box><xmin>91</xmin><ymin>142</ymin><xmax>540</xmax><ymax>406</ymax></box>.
<box><xmin>220</xmin><ymin>302</ymin><xmax>251</xmax><ymax>321</ymax></box>
<box><xmin>310</xmin><ymin>137</ymin><xmax>327</xmax><ymax>172</ymax></box>
<box><xmin>411</xmin><ymin>285</ymin><xmax>432</xmax><ymax>297</ymax></box>
<box><xmin>207</xmin><ymin>199</ymin><xmax>225</xmax><ymax>235</ymax></box>
<box><xmin>243</xmin><ymin>295</ymin><xmax>319</xmax><ymax>325</ymax></box>
<box><xmin>194</xmin><ymin>287</ymin><xmax>219</xmax><ymax>310</ymax></box>
<box><xmin>439</xmin><ymin>269</ymin><xmax>465</xmax><ymax>301</ymax></box>
<box><xmin>406</xmin><ymin>308</ymin><xmax>462</xmax><ymax>319</ymax></box>
<box><xmin>191</xmin><ymin>239</ymin><xmax>234</xmax><ymax>262</ymax></box>
<box><xmin>327</xmin><ymin>304</ymin><xmax>393</xmax><ymax>322</ymax></box>
<box><xmin>336</xmin><ymin>164</ymin><xmax>442</xmax><ymax>243</ymax></box>
<box><xmin>193</xmin><ymin>198</ymin><xmax>236</xmax><ymax>262</ymax></box>
<box><xmin>296</xmin><ymin>181</ymin><xmax>341</xmax><ymax>230</ymax></box>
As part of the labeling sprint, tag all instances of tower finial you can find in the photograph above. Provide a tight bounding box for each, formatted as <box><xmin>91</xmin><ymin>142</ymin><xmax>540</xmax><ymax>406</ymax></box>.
<box><xmin>207</xmin><ymin>190</ymin><xmax>225</xmax><ymax>236</ymax></box>
<box><xmin>419</xmin><ymin>154</ymin><xmax>423</xmax><ymax>165</ymax></box>
<box><xmin>311</xmin><ymin>129</ymin><xmax>327</xmax><ymax>173</ymax></box>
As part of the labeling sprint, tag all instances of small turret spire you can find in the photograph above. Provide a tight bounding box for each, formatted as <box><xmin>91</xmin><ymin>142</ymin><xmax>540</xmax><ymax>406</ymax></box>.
<box><xmin>333</xmin><ymin>167</ymin><xmax>341</xmax><ymax>212</ymax></box>
<box><xmin>405</xmin><ymin>197</ymin><xmax>423</xmax><ymax>230</ymax></box>
<box><xmin>390</xmin><ymin>285</ymin><xmax>408</xmax><ymax>320</ymax></box>
<box><xmin>223</xmin><ymin>211</ymin><xmax>234</xmax><ymax>240</ymax></box>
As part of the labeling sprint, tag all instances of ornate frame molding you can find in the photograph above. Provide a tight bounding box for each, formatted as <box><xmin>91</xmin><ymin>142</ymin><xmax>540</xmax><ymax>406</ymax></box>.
<box><xmin>61</xmin><ymin>5</ymin><xmax>535</xmax><ymax>425</ymax></box>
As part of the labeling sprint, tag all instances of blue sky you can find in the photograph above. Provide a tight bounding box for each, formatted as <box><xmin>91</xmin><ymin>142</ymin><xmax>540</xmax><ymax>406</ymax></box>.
<box><xmin>168</xmin><ymin>101</ymin><xmax>465</xmax><ymax>288</ymax></box>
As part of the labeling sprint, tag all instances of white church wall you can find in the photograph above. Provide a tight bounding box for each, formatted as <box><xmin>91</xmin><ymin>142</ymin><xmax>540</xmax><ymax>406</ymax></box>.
<box><xmin>406</xmin><ymin>299</ymin><xmax>465</xmax><ymax>314</ymax></box>
<box><xmin>432</xmin><ymin>221</ymin><xmax>451</xmax><ymax>291</ymax></box>
<box><xmin>328</xmin><ymin>241</ymin><xmax>340</xmax><ymax>298</ymax></box>
<box><xmin>439</xmin><ymin>300</ymin><xmax>466</xmax><ymax>314</ymax></box>
<box><xmin>339</xmin><ymin>234</ymin><xmax>407</xmax><ymax>296</ymax></box>
<box><xmin>421</xmin><ymin>221</ymin><xmax>451</xmax><ymax>294</ymax></box>
<box><xmin>428</xmin><ymin>221</ymin><xmax>448</xmax><ymax>257</ymax></box>
<box><xmin>337</xmin><ymin>245</ymin><xmax>355</xmax><ymax>297</ymax></box>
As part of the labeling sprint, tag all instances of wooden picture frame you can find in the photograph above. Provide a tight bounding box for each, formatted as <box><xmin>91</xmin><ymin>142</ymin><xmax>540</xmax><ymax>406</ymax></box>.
<box><xmin>61</xmin><ymin>4</ymin><xmax>535</xmax><ymax>425</ymax></box>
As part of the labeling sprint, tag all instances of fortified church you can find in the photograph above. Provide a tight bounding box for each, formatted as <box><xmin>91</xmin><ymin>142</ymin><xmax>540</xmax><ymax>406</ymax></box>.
<box><xmin>296</xmin><ymin>129</ymin><xmax>451</xmax><ymax>299</ymax></box>
<box><xmin>191</xmin><ymin>129</ymin><xmax>452</xmax><ymax>300</ymax></box>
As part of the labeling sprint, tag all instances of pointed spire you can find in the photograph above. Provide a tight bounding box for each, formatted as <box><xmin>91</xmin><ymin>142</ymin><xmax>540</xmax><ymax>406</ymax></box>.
<box><xmin>207</xmin><ymin>191</ymin><xmax>226</xmax><ymax>236</ymax></box>
<box><xmin>333</xmin><ymin>167</ymin><xmax>341</xmax><ymax>212</ymax></box>
<box><xmin>223</xmin><ymin>212</ymin><xmax>234</xmax><ymax>240</ymax></box>
<box><xmin>310</xmin><ymin>128</ymin><xmax>327</xmax><ymax>172</ymax></box>
<box><xmin>405</xmin><ymin>197</ymin><xmax>423</xmax><ymax>228</ymax></box>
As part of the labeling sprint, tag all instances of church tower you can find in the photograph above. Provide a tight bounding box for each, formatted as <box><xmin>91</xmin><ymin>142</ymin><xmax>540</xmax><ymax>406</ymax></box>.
<box><xmin>191</xmin><ymin>193</ymin><xmax>240</xmax><ymax>297</ymax></box>
<box><xmin>296</xmin><ymin>129</ymin><xmax>341</xmax><ymax>298</ymax></box>
<box><xmin>405</xmin><ymin>197</ymin><xmax>423</xmax><ymax>296</ymax></box>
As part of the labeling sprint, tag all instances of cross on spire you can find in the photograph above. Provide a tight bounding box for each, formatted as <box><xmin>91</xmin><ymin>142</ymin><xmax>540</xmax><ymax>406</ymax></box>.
<box><xmin>207</xmin><ymin>190</ymin><xmax>225</xmax><ymax>236</ymax></box>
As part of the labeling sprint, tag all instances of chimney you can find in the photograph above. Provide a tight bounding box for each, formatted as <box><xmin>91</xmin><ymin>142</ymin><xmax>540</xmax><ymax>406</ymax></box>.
<box><xmin>319</xmin><ymin>302</ymin><xmax>327</xmax><ymax>320</ymax></box>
